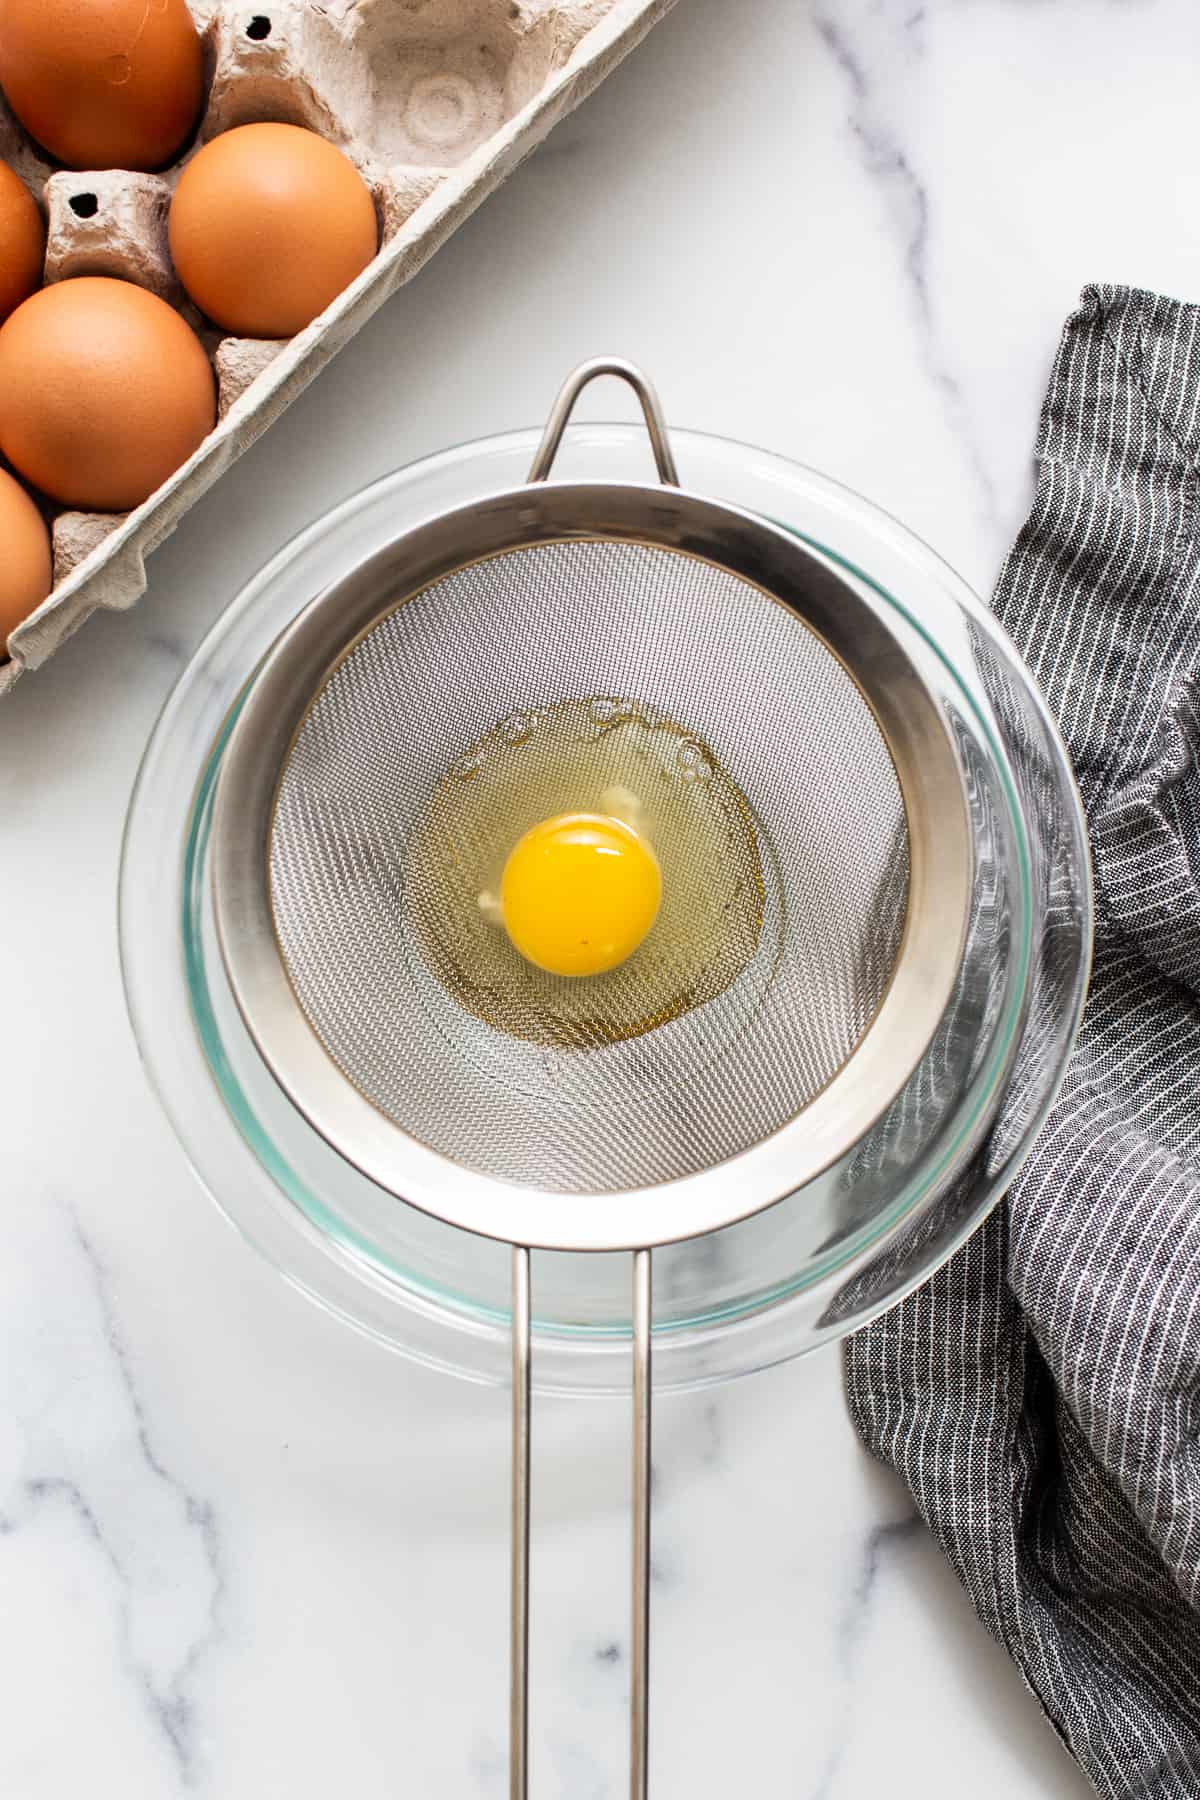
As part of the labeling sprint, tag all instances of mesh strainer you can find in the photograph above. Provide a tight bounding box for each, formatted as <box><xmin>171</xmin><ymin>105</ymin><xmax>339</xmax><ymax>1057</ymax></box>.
<box><xmin>210</xmin><ymin>362</ymin><xmax>978</xmax><ymax>1797</ymax></box>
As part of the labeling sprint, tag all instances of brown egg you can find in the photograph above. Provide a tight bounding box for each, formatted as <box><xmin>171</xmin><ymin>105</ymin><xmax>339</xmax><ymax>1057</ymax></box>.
<box><xmin>0</xmin><ymin>277</ymin><xmax>215</xmax><ymax>510</ymax></box>
<box><xmin>169</xmin><ymin>124</ymin><xmax>379</xmax><ymax>338</ymax></box>
<box><xmin>0</xmin><ymin>466</ymin><xmax>51</xmax><ymax>649</ymax></box>
<box><xmin>0</xmin><ymin>0</ymin><xmax>203</xmax><ymax>171</ymax></box>
<box><xmin>0</xmin><ymin>162</ymin><xmax>43</xmax><ymax>325</ymax></box>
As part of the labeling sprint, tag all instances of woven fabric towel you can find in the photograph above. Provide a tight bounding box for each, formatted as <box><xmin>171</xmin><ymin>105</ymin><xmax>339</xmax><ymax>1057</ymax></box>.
<box><xmin>844</xmin><ymin>284</ymin><xmax>1200</xmax><ymax>1798</ymax></box>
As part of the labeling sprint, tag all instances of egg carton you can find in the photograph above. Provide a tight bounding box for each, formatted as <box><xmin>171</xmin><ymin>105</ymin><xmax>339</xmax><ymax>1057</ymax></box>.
<box><xmin>0</xmin><ymin>0</ymin><xmax>676</xmax><ymax>692</ymax></box>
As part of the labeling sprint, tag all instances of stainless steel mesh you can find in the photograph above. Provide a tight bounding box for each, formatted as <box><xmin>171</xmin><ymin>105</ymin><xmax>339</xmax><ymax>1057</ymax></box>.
<box><xmin>268</xmin><ymin>538</ymin><xmax>909</xmax><ymax>1193</ymax></box>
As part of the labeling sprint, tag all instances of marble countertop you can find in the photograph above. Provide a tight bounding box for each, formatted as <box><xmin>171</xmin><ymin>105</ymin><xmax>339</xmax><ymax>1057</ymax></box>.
<box><xmin>5</xmin><ymin>0</ymin><xmax>1197</xmax><ymax>1792</ymax></box>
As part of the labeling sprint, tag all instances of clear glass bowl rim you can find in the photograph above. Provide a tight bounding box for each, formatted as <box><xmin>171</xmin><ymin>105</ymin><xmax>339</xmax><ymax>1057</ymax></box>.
<box><xmin>120</xmin><ymin>420</ymin><xmax>1093</xmax><ymax>1392</ymax></box>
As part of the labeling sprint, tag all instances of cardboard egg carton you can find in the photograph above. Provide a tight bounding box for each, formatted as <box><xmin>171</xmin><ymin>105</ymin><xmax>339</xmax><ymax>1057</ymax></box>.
<box><xmin>0</xmin><ymin>0</ymin><xmax>676</xmax><ymax>691</ymax></box>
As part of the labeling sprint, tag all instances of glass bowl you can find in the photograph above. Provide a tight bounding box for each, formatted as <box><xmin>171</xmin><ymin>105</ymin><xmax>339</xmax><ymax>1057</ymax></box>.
<box><xmin>119</xmin><ymin>423</ymin><xmax>1092</xmax><ymax>1393</ymax></box>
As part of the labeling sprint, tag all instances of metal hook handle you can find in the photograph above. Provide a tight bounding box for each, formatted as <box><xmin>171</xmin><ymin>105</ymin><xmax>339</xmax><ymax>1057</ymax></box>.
<box><xmin>527</xmin><ymin>358</ymin><xmax>680</xmax><ymax>487</ymax></box>
<box><xmin>510</xmin><ymin>1247</ymin><xmax>654</xmax><ymax>1800</ymax></box>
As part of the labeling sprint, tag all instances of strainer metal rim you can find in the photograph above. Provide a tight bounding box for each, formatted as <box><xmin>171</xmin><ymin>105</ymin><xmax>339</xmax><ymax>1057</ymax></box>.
<box><xmin>210</xmin><ymin>479</ymin><xmax>974</xmax><ymax>1252</ymax></box>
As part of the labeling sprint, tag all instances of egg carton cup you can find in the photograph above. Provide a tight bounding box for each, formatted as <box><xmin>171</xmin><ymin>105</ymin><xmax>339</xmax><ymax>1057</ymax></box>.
<box><xmin>0</xmin><ymin>0</ymin><xmax>677</xmax><ymax>692</ymax></box>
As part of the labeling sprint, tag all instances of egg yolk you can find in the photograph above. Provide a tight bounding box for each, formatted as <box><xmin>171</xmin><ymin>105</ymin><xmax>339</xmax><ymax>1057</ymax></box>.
<box><xmin>500</xmin><ymin>812</ymin><xmax>662</xmax><ymax>978</ymax></box>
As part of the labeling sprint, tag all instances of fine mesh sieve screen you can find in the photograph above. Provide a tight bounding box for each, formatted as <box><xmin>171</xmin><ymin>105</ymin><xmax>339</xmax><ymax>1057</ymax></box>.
<box><xmin>269</xmin><ymin>539</ymin><xmax>909</xmax><ymax>1193</ymax></box>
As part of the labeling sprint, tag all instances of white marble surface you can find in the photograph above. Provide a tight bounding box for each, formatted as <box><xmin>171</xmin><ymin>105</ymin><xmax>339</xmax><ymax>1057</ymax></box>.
<box><xmin>5</xmin><ymin>0</ymin><xmax>1198</xmax><ymax>1792</ymax></box>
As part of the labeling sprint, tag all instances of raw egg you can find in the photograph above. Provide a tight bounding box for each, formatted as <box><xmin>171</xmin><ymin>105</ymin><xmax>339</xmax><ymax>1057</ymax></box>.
<box><xmin>0</xmin><ymin>276</ymin><xmax>216</xmax><ymax>510</ymax></box>
<box><xmin>501</xmin><ymin>811</ymin><xmax>662</xmax><ymax>978</ymax></box>
<box><xmin>0</xmin><ymin>161</ymin><xmax>43</xmax><ymax>325</ymax></box>
<box><xmin>408</xmin><ymin>696</ymin><xmax>767</xmax><ymax>1048</ymax></box>
<box><xmin>0</xmin><ymin>466</ymin><xmax>51</xmax><ymax>648</ymax></box>
<box><xmin>0</xmin><ymin>0</ymin><xmax>203</xmax><ymax>171</ymax></box>
<box><xmin>168</xmin><ymin>123</ymin><xmax>379</xmax><ymax>338</ymax></box>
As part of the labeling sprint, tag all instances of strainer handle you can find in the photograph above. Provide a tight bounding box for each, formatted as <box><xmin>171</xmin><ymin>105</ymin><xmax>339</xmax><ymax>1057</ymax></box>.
<box><xmin>511</xmin><ymin>1246</ymin><xmax>532</xmax><ymax>1800</ymax></box>
<box><xmin>510</xmin><ymin>1245</ymin><xmax>654</xmax><ymax>1800</ymax></box>
<box><xmin>527</xmin><ymin>358</ymin><xmax>680</xmax><ymax>487</ymax></box>
<box><xmin>631</xmin><ymin>1247</ymin><xmax>653</xmax><ymax>1800</ymax></box>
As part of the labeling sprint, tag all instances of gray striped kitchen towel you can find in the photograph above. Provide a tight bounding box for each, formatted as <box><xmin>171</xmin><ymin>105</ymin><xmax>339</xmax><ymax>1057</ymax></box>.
<box><xmin>844</xmin><ymin>284</ymin><xmax>1200</xmax><ymax>1798</ymax></box>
